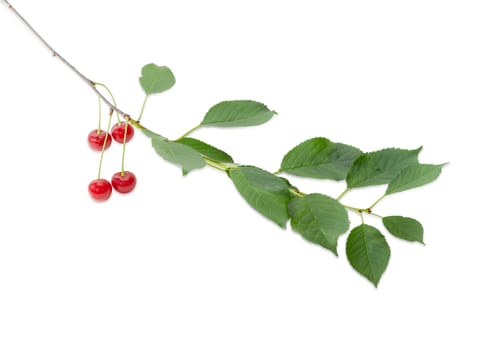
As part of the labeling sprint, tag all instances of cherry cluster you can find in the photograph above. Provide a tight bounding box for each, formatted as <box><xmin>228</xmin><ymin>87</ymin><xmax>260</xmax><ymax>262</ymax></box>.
<box><xmin>87</xmin><ymin>121</ymin><xmax>137</xmax><ymax>201</ymax></box>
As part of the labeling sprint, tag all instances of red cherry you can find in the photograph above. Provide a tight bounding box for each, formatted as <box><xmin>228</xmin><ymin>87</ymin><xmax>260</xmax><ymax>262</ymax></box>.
<box><xmin>88</xmin><ymin>179</ymin><xmax>112</xmax><ymax>201</ymax></box>
<box><xmin>88</xmin><ymin>130</ymin><xmax>112</xmax><ymax>151</ymax></box>
<box><xmin>111</xmin><ymin>122</ymin><xmax>134</xmax><ymax>143</ymax></box>
<box><xmin>111</xmin><ymin>171</ymin><xmax>137</xmax><ymax>193</ymax></box>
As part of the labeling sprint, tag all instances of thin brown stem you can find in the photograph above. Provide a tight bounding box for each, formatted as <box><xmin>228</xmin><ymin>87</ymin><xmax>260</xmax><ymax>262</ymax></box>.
<box><xmin>3</xmin><ymin>0</ymin><xmax>130</xmax><ymax>120</ymax></box>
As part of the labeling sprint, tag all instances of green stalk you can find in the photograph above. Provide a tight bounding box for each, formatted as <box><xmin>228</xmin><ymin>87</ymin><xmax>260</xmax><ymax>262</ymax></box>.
<box><xmin>176</xmin><ymin>124</ymin><xmax>201</xmax><ymax>140</ymax></box>
<box><xmin>97</xmin><ymin>111</ymin><xmax>113</xmax><ymax>179</ymax></box>
<box><xmin>97</xmin><ymin>97</ymin><xmax>102</xmax><ymax>133</ymax></box>
<box><xmin>136</xmin><ymin>95</ymin><xmax>149</xmax><ymax>122</ymax></box>
<box><xmin>120</xmin><ymin>121</ymin><xmax>130</xmax><ymax>176</ymax></box>
<box><xmin>94</xmin><ymin>82</ymin><xmax>120</xmax><ymax>123</ymax></box>
<box><xmin>369</xmin><ymin>194</ymin><xmax>386</xmax><ymax>210</ymax></box>
<box><xmin>336</xmin><ymin>188</ymin><xmax>350</xmax><ymax>201</ymax></box>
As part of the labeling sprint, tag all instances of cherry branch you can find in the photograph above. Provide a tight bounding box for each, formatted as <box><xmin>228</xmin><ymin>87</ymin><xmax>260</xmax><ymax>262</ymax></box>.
<box><xmin>3</xmin><ymin>0</ymin><xmax>131</xmax><ymax>120</ymax></box>
<box><xmin>2</xmin><ymin>0</ymin><xmax>388</xmax><ymax>214</ymax></box>
<box><xmin>3</xmin><ymin>0</ymin><xmax>442</xmax><ymax>287</ymax></box>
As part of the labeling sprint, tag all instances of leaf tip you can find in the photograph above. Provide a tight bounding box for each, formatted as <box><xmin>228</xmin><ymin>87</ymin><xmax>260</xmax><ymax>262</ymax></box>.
<box><xmin>275</xmin><ymin>216</ymin><xmax>289</xmax><ymax>229</ymax></box>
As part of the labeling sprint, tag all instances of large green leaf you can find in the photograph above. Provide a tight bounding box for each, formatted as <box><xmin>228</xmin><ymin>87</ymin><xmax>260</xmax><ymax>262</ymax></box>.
<box><xmin>383</xmin><ymin>216</ymin><xmax>424</xmax><ymax>243</ymax></box>
<box><xmin>288</xmin><ymin>193</ymin><xmax>350</xmax><ymax>255</ymax></box>
<box><xmin>346</xmin><ymin>224</ymin><xmax>390</xmax><ymax>287</ymax></box>
<box><xmin>152</xmin><ymin>138</ymin><xmax>205</xmax><ymax>175</ymax></box>
<box><xmin>139</xmin><ymin>63</ymin><xmax>176</xmax><ymax>95</ymax></box>
<box><xmin>280</xmin><ymin>137</ymin><xmax>362</xmax><ymax>181</ymax></box>
<box><xmin>176</xmin><ymin>137</ymin><xmax>234</xmax><ymax>163</ymax></box>
<box><xmin>201</xmin><ymin>100</ymin><xmax>276</xmax><ymax>127</ymax></box>
<box><xmin>386</xmin><ymin>164</ymin><xmax>445</xmax><ymax>194</ymax></box>
<box><xmin>229</xmin><ymin>166</ymin><xmax>291</xmax><ymax>228</ymax></box>
<box><xmin>346</xmin><ymin>147</ymin><xmax>422</xmax><ymax>188</ymax></box>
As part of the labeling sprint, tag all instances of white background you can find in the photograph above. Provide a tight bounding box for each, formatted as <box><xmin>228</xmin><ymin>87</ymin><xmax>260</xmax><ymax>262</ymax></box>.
<box><xmin>0</xmin><ymin>0</ymin><xmax>495</xmax><ymax>349</ymax></box>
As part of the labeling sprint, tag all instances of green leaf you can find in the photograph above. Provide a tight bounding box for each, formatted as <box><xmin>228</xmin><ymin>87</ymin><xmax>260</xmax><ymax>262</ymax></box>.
<box><xmin>152</xmin><ymin>138</ymin><xmax>205</xmax><ymax>175</ymax></box>
<box><xmin>346</xmin><ymin>147</ymin><xmax>422</xmax><ymax>188</ymax></box>
<box><xmin>139</xmin><ymin>63</ymin><xmax>176</xmax><ymax>95</ymax></box>
<box><xmin>386</xmin><ymin>163</ymin><xmax>445</xmax><ymax>194</ymax></box>
<box><xmin>346</xmin><ymin>224</ymin><xmax>390</xmax><ymax>287</ymax></box>
<box><xmin>383</xmin><ymin>216</ymin><xmax>424</xmax><ymax>243</ymax></box>
<box><xmin>280</xmin><ymin>137</ymin><xmax>362</xmax><ymax>180</ymax></box>
<box><xmin>288</xmin><ymin>193</ymin><xmax>350</xmax><ymax>255</ymax></box>
<box><xmin>176</xmin><ymin>137</ymin><xmax>234</xmax><ymax>163</ymax></box>
<box><xmin>229</xmin><ymin>166</ymin><xmax>291</xmax><ymax>228</ymax></box>
<box><xmin>201</xmin><ymin>100</ymin><xmax>276</xmax><ymax>127</ymax></box>
<box><xmin>139</xmin><ymin>128</ymin><xmax>166</xmax><ymax>139</ymax></box>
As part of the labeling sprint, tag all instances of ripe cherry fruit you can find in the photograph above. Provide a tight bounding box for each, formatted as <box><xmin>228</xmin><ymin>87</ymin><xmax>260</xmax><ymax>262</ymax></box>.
<box><xmin>111</xmin><ymin>171</ymin><xmax>137</xmax><ymax>194</ymax></box>
<box><xmin>88</xmin><ymin>179</ymin><xmax>112</xmax><ymax>201</ymax></box>
<box><xmin>111</xmin><ymin>122</ymin><xmax>134</xmax><ymax>143</ymax></box>
<box><xmin>88</xmin><ymin>130</ymin><xmax>112</xmax><ymax>151</ymax></box>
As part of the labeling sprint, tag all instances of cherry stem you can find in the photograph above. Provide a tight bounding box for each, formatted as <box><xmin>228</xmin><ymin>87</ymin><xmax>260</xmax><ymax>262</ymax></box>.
<box><xmin>97</xmin><ymin>97</ymin><xmax>102</xmax><ymax>133</ymax></box>
<box><xmin>120</xmin><ymin>121</ymin><xmax>129</xmax><ymax>176</ymax></box>
<box><xmin>137</xmin><ymin>95</ymin><xmax>149</xmax><ymax>122</ymax></box>
<box><xmin>97</xmin><ymin>111</ymin><xmax>113</xmax><ymax>179</ymax></box>
<box><xmin>94</xmin><ymin>82</ymin><xmax>120</xmax><ymax>123</ymax></box>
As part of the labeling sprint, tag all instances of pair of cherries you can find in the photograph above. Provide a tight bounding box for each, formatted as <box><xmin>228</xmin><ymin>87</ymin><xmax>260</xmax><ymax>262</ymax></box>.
<box><xmin>87</xmin><ymin>122</ymin><xmax>136</xmax><ymax>201</ymax></box>
<box><xmin>87</xmin><ymin>122</ymin><xmax>134</xmax><ymax>151</ymax></box>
